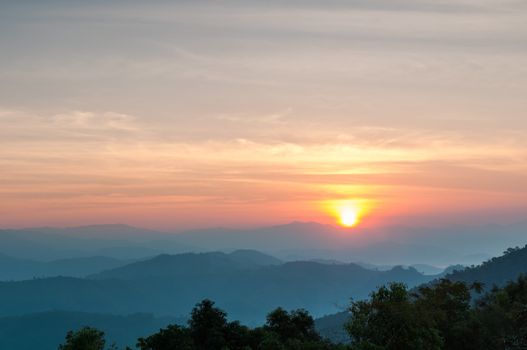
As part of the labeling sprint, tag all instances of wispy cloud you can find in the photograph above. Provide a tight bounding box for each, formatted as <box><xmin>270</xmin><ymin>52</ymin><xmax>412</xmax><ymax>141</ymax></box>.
<box><xmin>0</xmin><ymin>0</ymin><xmax>526</xmax><ymax>228</ymax></box>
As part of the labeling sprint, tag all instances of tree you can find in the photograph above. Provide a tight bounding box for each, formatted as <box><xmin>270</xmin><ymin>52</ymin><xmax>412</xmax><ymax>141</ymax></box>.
<box><xmin>414</xmin><ymin>279</ymin><xmax>479</xmax><ymax>350</ymax></box>
<box><xmin>59</xmin><ymin>300</ymin><xmax>345</xmax><ymax>350</ymax></box>
<box><xmin>58</xmin><ymin>327</ymin><xmax>106</xmax><ymax>350</ymax></box>
<box><xmin>265</xmin><ymin>308</ymin><xmax>321</xmax><ymax>343</ymax></box>
<box><xmin>137</xmin><ymin>325</ymin><xmax>194</xmax><ymax>350</ymax></box>
<box><xmin>188</xmin><ymin>299</ymin><xmax>228</xmax><ymax>350</ymax></box>
<box><xmin>475</xmin><ymin>275</ymin><xmax>527</xmax><ymax>350</ymax></box>
<box><xmin>264</xmin><ymin>307</ymin><xmax>342</xmax><ymax>350</ymax></box>
<box><xmin>346</xmin><ymin>282</ymin><xmax>442</xmax><ymax>350</ymax></box>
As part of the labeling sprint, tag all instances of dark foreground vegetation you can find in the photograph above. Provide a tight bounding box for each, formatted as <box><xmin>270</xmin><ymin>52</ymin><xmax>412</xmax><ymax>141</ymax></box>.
<box><xmin>59</xmin><ymin>299</ymin><xmax>344</xmax><ymax>350</ymax></box>
<box><xmin>59</xmin><ymin>275</ymin><xmax>527</xmax><ymax>350</ymax></box>
<box><xmin>347</xmin><ymin>276</ymin><xmax>527</xmax><ymax>350</ymax></box>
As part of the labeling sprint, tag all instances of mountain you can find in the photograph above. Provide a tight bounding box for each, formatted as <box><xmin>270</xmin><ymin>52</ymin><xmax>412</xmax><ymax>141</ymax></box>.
<box><xmin>227</xmin><ymin>249</ymin><xmax>282</xmax><ymax>266</ymax></box>
<box><xmin>440</xmin><ymin>264</ymin><xmax>465</xmax><ymax>276</ymax></box>
<box><xmin>90</xmin><ymin>251</ymin><xmax>281</xmax><ymax>280</ymax></box>
<box><xmin>0</xmin><ymin>311</ymin><xmax>184</xmax><ymax>350</ymax></box>
<box><xmin>378</xmin><ymin>222</ymin><xmax>527</xmax><ymax>262</ymax></box>
<box><xmin>173</xmin><ymin>222</ymin><xmax>483</xmax><ymax>266</ymax></box>
<box><xmin>315</xmin><ymin>244</ymin><xmax>527</xmax><ymax>343</ymax></box>
<box><xmin>3</xmin><ymin>221</ymin><xmax>517</xmax><ymax>266</ymax></box>
<box><xmin>410</xmin><ymin>264</ymin><xmax>446</xmax><ymax>275</ymax></box>
<box><xmin>0</xmin><ymin>225</ymin><xmax>198</xmax><ymax>261</ymax></box>
<box><xmin>445</xmin><ymin>245</ymin><xmax>527</xmax><ymax>288</ymax></box>
<box><xmin>14</xmin><ymin>224</ymin><xmax>167</xmax><ymax>241</ymax></box>
<box><xmin>174</xmin><ymin>222</ymin><xmax>349</xmax><ymax>251</ymax></box>
<box><xmin>0</xmin><ymin>253</ymin><xmax>434</xmax><ymax>325</ymax></box>
<box><xmin>0</xmin><ymin>254</ymin><xmax>130</xmax><ymax>281</ymax></box>
<box><xmin>315</xmin><ymin>311</ymin><xmax>351</xmax><ymax>344</ymax></box>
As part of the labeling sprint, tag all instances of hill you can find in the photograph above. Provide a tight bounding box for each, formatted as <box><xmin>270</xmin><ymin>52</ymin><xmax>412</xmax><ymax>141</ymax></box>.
<box><xmin>172</xmin><ymin>221</ymin><xmax>527</xmax><ymax>266</ymax></box>
<box><xmin>0</xmin><ymin>254</ymin><xmax>433</xmax><ymax>325</ymax></box>
<box><xmin>0</xmin><ymin>225</ymin><xmax>197</xmax><ymax>261</ymax></box>
<box><xmin>446</xmin><ymin>245</ymin><xmax>527</xmax><ymax>288</ymax></box>
<box><xmin>228</xmin><ymin>249</ymin><xmax>283</xmax><ymax>266</ymax></box>
<box><xmin>0</xmin><ymin>254</ymin><xmax>129</xmax><ymax>281</ymax></box>
<box><xmin>315</xmin><ymin>311</ymin><xmax>351</xmax><ymax>344</ymax></box>
<box><xmin>2</xmin><ymin>222</ymin><xmax>515</xmax><ymax>266</ymax></box>
<box><xmin>90</xmin><ymin>250</ymin><xmax>281</xmax><ymax>280</ymax></box>
<box><xmin>316</xmin><ymin>244</ymin><xmax>527</xmax><ymax>343</ymax></box>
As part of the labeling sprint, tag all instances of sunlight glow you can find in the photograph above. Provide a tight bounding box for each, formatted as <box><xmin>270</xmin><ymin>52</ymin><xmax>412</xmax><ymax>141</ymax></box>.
<box><xmin>322</xmin><ymin>199</ymin><xmax>372</xmax><ymax>229</ymax></box>
<box><xmin>339</xmin><ymin>207</ymin><xmax>360</xmax><ymax>227</ymax></box>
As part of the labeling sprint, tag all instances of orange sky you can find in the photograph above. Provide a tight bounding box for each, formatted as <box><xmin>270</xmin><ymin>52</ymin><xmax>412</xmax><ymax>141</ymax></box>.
<box><xmin>1</xmin><ymin>1</ymin><xmax>527</xmax><ymax>230</ymax></box>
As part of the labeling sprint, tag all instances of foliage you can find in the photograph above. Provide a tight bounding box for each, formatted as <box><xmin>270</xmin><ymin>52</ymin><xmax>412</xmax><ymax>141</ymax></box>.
<box><xmin>346</xmin><ymin>282</ymin><xmax>442</xmax><ymax>350</ymax></box>
<box><xmin>58</xmin><ymin>327</ymin><xmax>109</xmax><ymax>350</ymax></box>
<box><xmin>136</xmin><ymin>299</ymin><xmax>342</xmax><ymax>350</ymax></box>
<box><xmin>447</xmin><ymin>244</ymin><xmax>527</xmax><ymax>288</ymax></box>
<box><xmin>55</xmin><ymin>249</ymin><xmax>527</xmax><ymax>350</ymax></box>
<box><xmin>474</xmin><ymin>275</ymin><xmax>527</xmax><ymax>350</ymax></box>
<box><xmin>137</xmin><ymin>325</ymin><xmax>193</xmax><ymax>350</ymax></box>
<box><xmin>346</xmin><ymin>276</ymin><xmax>527</xmax><ymax>350</ymax></box>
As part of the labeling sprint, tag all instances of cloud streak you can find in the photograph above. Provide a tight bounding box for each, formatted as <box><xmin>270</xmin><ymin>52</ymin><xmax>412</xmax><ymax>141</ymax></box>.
<box><xmin>0</xmin><ymin>1</ymin><xmax>526</xmax><ymax>229</ymax></box>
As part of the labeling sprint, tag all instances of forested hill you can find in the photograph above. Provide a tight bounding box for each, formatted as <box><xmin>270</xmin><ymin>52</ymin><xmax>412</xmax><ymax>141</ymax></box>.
<box><xmin>445</xmin><ymin>245</ymin><xmax>527</xmax><ymax>288</ymax></box>
<box><xmin>89</xmin><ymin>250</ymin><xmax>281</xmax><ymax>279</ymax></box>
<box><xmin>0</xmin><ymin>258</ymin><xmax>433</xmax><ymax>324</ymax></box>
<box><xmin>316</xmin><ymin>244</ymin><xmax>527</xmax><ymax>343</ymax></box>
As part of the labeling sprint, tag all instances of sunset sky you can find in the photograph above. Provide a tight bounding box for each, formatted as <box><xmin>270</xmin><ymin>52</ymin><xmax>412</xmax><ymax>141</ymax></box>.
<box><xmin>1</xmin><ymin>0</ymin><xmax>527</xmax><ymax>230</ymax></box>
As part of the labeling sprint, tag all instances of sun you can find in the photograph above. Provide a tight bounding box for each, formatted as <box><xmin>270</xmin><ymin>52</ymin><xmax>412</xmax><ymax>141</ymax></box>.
<box><xmin>339</xmin><ymin>207</ymin><xmax>359</xmax><ymax>227</ymax></box>
<box><xmin>323</xmin><ymin>199</ymin><xmax>370</xmax><ymax>228</ymax></box>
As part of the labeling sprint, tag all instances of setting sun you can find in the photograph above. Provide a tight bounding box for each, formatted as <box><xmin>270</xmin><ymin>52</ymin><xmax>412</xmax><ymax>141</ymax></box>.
<box><xmin>339</xmin><ymin>207</ymin><xmax>359</xmax><ymax>227</ymax></box>
<box><xmin>323</xmin><ymin>199</ymin><xmax>370</xmax><ymax>228</ymax></box>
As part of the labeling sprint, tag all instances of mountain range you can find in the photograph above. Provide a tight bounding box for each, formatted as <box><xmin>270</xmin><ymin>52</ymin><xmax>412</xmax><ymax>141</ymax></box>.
<box><xmin>0</xmin><ymin>254</ymin><xmax>130</xmax><ymax>280</ymax></box>
<box><xmin>1</xmin><ymin>223</ymin><xmax>527</xmax><ymax>349</ymax></box>
<box><xmin>0</xmin><ymin>250</ymin><xmax>434</xmax><ymax>324</ymax></box>
<box><xmin>315</xmin><ymin>243</ymin><xmax>527</xmax><ymax>343</ymax></box>
<box><xmin>4</xmin><ymin>221</ymin><xmax>525</xmax><ymax>266</ymax></box>
<box><xmin>0</xmin><ymin>231</ymin><xmax>525</xmax><ymax>349</ymax></box>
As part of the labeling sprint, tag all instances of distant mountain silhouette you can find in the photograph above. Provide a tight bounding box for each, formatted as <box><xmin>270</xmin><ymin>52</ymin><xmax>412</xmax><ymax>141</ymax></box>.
<box><xmin>90</xmin><ymin>251</ymin><xmax>281</xmax><ymax>280</ymax></box>
<box><xmin>0</xmin><ymin>225</ymin><xmax>197</xmax><ymax>260</ymax></box>
<box><xmin>174</xmin><ymin>221</ymin><xmax>346</xmax><ymax>251</ymax></box>
<box><xmin>354</xmin><ymin>262</ymin><xmax>463</xmax><ymax>276</ymax></box>
<box><xmin>227</xmin><ymin>249</ymin><xmax>283</xmax><ymax>266</ymax></box>
<box><xmin>0</xmin><ymin>254</ymin><xmax>129</xmax><ymax>281</ymax></box>
<box><xmin>445</xmin><ymin>245</ymin><xmax>527</xmax><ymax>288</ymax></box>
<box><xmin>3</xmin><ymin>221</ymin><xmax>519</xmax><ymax>265</ymax></box>
<box><xmin>410</xmin><ymin>264</ymin><xmax>446</xmax><ymax>275</ymax></box>
<box><xmin>0</xmin><ymin>252</ymin><xmax>434</xmax><ymax>324</ymax></box>
<box><xmin>174</xmin><ymin>222</ymin><xmax>488</xmax><ymax>266</ymax></box>
<box><xmin>17</xmin><ymin>224</ymin><xmax>167</xmax><ymax>241</ymax></box>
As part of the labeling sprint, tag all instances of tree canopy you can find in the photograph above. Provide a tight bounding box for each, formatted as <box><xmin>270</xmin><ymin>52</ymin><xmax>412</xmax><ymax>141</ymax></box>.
<box><xmin>59</xmin><ymin>275</ymin><xmax>527</xmax><ymax>350</ymax></box>
<box><xmin>346</xmin><ymin>276</ymin><xmax>527</xmax><ymax>350</ymax></box>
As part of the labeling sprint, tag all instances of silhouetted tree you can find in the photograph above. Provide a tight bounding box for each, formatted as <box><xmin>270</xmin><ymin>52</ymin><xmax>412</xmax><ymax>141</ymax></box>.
<box><xmin>188</xmin><ymin>299</ymin><xmax>229</xmax><ymax>350</ymax></box>
<box><xmin>346</xmin><ymin>275</ymin><xmax>527</xmax><ymax>350</ymax></box>
<box><xmin>346</xmin><ymin>282</ymin><xmax>442</xmax><ymax>350</ymax></box>
<box><xmin>475</xmin><ymin>274</ymin><xmax>527</xmax><ymax>350</ymax></box>
<box><xmin>58</xmin><ymin>327</ymin><xmax>107</xmax><ymax>350</ymax></box>
<box><xmin>137</xmin><ymin>325</ymin><xmax>193</xmax><ymax>350</ymax></box>
<box><xmin>265</xmin><ymin>307</ymin><xmax>321</xmax><ymax>343</ymax></box>
<box><xmin>414</xmin><ymin>279</ymin><xmax>478</xmax><ymax>350</ymax></box>
<box><xmin>133</xmin><ymin>299</ymin><xmax>342</xmax><ymax>350</ymax></box>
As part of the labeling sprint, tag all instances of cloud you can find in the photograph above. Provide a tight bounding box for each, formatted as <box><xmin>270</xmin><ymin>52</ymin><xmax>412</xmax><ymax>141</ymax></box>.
<box><xmin>52</xmin><ymin>111</ymin><xmax>139</xmax><ymax>131</ymax></box>
<box><xmin>215</xmin><ymin>108</ymin><xmax>292</xmax><ymax>124</ymax></box>
<box><xmin>0</xmin><ymin>109</ymin><xmax>144</xmax><ymax>143</ymax></box>
<box><xmin>1</xmin><ymin>1</ymin><xmax>527</xmax><ymax>228</ymax></box>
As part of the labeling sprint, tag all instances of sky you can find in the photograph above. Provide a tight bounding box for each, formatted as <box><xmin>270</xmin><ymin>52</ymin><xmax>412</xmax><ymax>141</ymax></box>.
<box><xmin>1</xmin><ymin>0</ymin><xmax>527</xmax><ymax>230</ymax></box>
